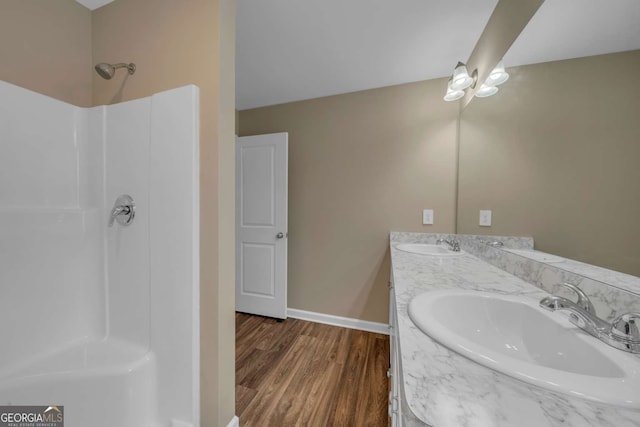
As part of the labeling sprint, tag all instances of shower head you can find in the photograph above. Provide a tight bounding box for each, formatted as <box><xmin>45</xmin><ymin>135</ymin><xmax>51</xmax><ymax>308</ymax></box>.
<box><xmin>94</xmin><ymin>62</ymin><xmax>136</xmax><ymax>80</ymax></box>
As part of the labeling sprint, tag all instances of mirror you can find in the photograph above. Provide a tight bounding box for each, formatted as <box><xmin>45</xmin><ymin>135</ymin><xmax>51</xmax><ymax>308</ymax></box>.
<box><xmin>457</xmin><ymin>0</ymin><xmax>640</xmax><ymax>277</ymax></box>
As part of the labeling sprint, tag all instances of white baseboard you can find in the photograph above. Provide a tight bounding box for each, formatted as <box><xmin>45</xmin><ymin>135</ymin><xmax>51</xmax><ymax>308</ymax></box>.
<box><xmin>226</xmin><ymin>415</ymin><xmax>239</xmax><ymax>427</ymax></box>
<box><xmin>287</xmin><ymin>308</ymin><xmax>389</xmax><ymax>335</ymax></box>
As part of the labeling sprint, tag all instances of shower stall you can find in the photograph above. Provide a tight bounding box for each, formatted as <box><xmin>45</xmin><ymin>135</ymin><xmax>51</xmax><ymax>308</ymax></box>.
<box><xmin>0</xmin><ymin>80</ymin><xmax>200</xmax><ymax>427</ymax></box>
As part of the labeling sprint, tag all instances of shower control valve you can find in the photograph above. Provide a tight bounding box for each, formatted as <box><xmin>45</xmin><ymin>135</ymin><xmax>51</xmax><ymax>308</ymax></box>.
<box><xmin>109</xmin><ymin>194</ymin><xmax>136</xmax><ymax>227</ymax></box>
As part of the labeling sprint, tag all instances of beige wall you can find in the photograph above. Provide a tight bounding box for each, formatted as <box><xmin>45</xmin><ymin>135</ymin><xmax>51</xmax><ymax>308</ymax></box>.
<box><xmin>0</xmin><ymin>0</ymin><xmax>92</xmax><ymax>106</ymax></box>
<box><xmin>93</xmin><ymin>0</ymin><xmax>235</xmax><ymax>424</ymax></box>
<box><xmin>239</xmin><ymin>79</ymin><xmax>459</xmax><ymax>323</ymax></box>
<box><xmin>458</xmin><ymin>51</ymin><xmax>640</xmax><ymax>276</ymax></box>
<box><xmin>216</xmin><ymin>0</ymin><xmax>237</xmax><ymax>424</ymax></box>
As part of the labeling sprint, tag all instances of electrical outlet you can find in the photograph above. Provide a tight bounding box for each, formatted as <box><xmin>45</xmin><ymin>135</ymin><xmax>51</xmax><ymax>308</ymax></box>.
<box><xmin>479</xmin><ymin>210</ymin><xmax>492</xmax><ymax>226</ymax></box>
<box><xmin>422</xmin><ymin>209</ymin><xmax>434</xmax><ymax>225</ymax></box>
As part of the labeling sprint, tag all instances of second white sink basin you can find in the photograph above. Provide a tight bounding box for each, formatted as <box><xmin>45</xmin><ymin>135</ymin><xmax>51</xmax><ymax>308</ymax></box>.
<box><xmin>408</xmin><ymin>290</ymin><xmax>640</xmax><ymax>407</ymax></box>
<box><xmin>395</xmin><ymin>243</ymin><xmax>464</xmax><ymax>256</ymax></box>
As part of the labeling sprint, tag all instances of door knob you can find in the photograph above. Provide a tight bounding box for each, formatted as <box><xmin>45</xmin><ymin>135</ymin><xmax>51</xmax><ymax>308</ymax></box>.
<box><xmin>276</xmin><ymin>232</ymin><xmax>284</xmax><ymax>239</ymax></box>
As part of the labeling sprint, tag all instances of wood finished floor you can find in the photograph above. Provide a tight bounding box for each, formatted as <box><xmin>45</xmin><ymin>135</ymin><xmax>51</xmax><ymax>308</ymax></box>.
<box><xmin>236</xmin><ymin>312</ymin><xmax>390</xmax><ymax>427</ymax></box>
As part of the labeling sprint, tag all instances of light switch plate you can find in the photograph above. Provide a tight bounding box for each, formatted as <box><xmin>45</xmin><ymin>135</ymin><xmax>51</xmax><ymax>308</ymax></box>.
<box><xmin>422</xmin><ymin>209</ymin><xmax>434</xmax><ymax>225</ymax></box>
<box><xmin>479</xmin><ymin>210</ymin><xmax>492</xmax><ymax>226</ymax></box>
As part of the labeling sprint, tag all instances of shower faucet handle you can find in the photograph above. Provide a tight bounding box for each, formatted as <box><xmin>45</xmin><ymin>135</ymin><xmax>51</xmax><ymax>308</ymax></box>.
<box><xmin>109</xmin><ymin>194</ymin><xmax>136</xmax><ymax>227</ymax></box>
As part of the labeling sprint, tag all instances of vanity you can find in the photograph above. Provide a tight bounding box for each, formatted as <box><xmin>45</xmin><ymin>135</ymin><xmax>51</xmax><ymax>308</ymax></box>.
<box><xmin>388</xmin><ymin>232</ymin><xmax>640</xmax><ymax>427</ymax></box>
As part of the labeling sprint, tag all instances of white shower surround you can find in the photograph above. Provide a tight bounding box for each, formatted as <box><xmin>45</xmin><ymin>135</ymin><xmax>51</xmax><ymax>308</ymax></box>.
<box><xmin>0</xmin><ymin>81</ymin><xmax>200</xmax><ymax>427</ymax></box>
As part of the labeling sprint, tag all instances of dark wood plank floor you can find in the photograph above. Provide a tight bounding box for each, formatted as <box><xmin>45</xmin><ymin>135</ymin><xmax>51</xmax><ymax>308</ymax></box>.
<box><xmin>236</xmin><ymin>312</ymin><xmax>390</xmax><ymax>427</ymax></box>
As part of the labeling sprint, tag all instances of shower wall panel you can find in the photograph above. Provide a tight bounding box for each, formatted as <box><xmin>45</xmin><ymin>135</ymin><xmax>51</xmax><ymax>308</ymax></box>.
<box><xmin>0</xmin><ymin>81</ymin><xmax>199</xmax><ymax>426</ymax></box>
<box><xmin>149</xmin><ymin>86</ymin><xmax>200</xmax><ymax>424</ymax></box>
<box><xmin>0</xmin><ymin>81</ymin><xmax>104</xmax><ymax>370</ymax></box>
<box><xmin>0</xmin><ymin>82</ymin><xmax>83</xmax><ymax>207</ymax></box>
<box><xmin>101</xmin><ymin>85</ymin><xmax>200</xmax><ymax>425</ymax></box>
<box><xmin>104</xmin><ymin>97</ymin><xmax>151</xmax><ymax>348</ymax></box>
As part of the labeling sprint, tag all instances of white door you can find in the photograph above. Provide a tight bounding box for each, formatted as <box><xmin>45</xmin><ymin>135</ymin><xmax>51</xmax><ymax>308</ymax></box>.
<box><xmin>235</xmin><ymin>133</ymin><xmax>288</xmax><ymax>319</ymax></box>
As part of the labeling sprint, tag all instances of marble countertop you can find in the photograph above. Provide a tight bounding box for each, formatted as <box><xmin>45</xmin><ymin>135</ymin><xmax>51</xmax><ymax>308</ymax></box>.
<box><xmin>390</xmin><ymin>233</ymin><xmax>640</xmax><ymax>427</ymax></box>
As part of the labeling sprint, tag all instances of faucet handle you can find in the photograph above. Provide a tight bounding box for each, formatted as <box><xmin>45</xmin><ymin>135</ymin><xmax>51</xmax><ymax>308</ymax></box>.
<box><xmin>610</xmin><ymin>313</ymin><xmax>640</xmax><ymax>353</ymax></box>
<box><xmin>108</xmin><ymin>205</ymin><xmax>127</xmax><ymax>227</ymax></box>
<box><xmin>559</xmin><ymin>283</ymin><xmax>596</xmax><ymax>315</ymax></box>
<box><xmin>109</xmin><ymin>194</ymin><xmax>135</xmax><ymax>227</ymax></box>
<box><xmin>611</xmin><ymin>313</ymin><xmax>640</xmax><ymax>342</ymax></box>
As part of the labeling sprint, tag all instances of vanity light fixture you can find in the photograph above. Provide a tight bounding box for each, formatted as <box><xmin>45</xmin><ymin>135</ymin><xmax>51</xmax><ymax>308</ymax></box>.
<box><xmin>474</xmin><ymin>60</ymin><xmax>510</xmax><ymax>99</ymax></box>
<box><xmin>484</xmin><ymin>60</ymin><xmax>509</xmax><ymax>86</ymax></box>
<box><xmin>475</xmin><ymin>83</ymin><xmax>499</xmax><ymax>98</ymax></box>
<box><xmin>473</xmin><ymin>60</ymin><xmax>510</xmax><ymax>98</ymax></box>
<box><xmin>443</xmin><ymin>62</ymin><xmax>478</xmax><ymax>101</ymax></box>
<box><xmin>444</xmin><ymin>78</ymin><xmax>465</xmax><ymax>101</ymax></box>
<box><xmin>450</xmin><ymin>62</ymin><xmax>476</xmax><ymax>91</ymax></box>
<box><xmin>444</xmin><ymin>59</ymin><xmax>510</xmax><ymax>101</ymax></box>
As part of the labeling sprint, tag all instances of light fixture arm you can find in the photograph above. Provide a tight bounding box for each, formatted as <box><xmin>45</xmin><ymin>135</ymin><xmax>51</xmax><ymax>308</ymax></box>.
<box><xmin>469</xmin><ymin>68</ymin><xmax>478</xmax><ymax>89</ymax></box>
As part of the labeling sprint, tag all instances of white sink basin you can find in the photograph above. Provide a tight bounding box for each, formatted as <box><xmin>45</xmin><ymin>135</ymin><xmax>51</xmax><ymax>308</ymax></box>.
<box><xmin>395</xmin><ymin>243</ymin><xmax>464</xmax><ymax>256</ymax></box>
<box><xmin>503</xmin><ymin>248</ymin><xmax>565</xmax><ymax>263</ymax></box>
<box><xmin>409</xmin><ymin>290</ymin><xmax>640</xmax><ymax>407</ymax></box>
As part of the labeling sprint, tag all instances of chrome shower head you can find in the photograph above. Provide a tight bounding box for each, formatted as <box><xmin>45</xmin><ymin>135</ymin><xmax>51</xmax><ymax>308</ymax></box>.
<box><xmin>94</xmin><ymin>62</ymin><xmax>136</xmax><ymax>80</ymax></box>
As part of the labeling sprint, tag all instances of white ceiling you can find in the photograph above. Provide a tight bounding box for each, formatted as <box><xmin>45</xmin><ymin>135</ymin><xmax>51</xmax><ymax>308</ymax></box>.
<box><xmin>236</xmin><ymin>0</ymin><xmax>498</xmax><ymax>110</ymax></box>
<box><xmin>237</xmin><ymin>0</ymin><xmax>640</xmax><ymax>111</ymax></box>
<box><xmin>505</xmin><ymin>0</ymin><xmax>640</xmax><ymax>67</ymax></box>
<box><xmin>75</xmin><ymin>0</ymin><xmax>114</xmax><ymax>11</ymax></box>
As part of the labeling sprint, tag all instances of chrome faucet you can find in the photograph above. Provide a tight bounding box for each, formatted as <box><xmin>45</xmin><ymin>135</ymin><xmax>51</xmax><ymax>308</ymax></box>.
<box><xmin>540</xmin><ymin>283</ymin><xmax>640</xmax><ymax>353</ymax></box>
<box><xmin>436</xmin><ymin>238</ymin><xmax>461</xmax><ymax>252</ymax></box>
<box><xmin>483</xmin><ymin>240</ymin><xmax>504</xmax><ymax>247</ymax></box>
<box><xmin>109</xmin><ymin>205</ymin><xmax>130</xmax><ymax>226</ymax></box>
<box><xmin>556</xmin><ymin>282</ymin><xmax>596</xmax><ymax>314</ymax></box>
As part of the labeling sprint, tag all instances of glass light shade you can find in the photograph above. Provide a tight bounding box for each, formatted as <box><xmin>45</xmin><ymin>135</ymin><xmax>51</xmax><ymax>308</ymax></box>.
<box><xmin>443</xmin><ymin>79</ymin><xmax>464</xmax><ymax>101</ymax></box>
<box><xmin>475</xmin><ymin>84</ymin><xmax>499</xmax><ymax>98</ymax></box>
<box><xmin>485</xmin><ymin>60</ymin><xmax>509</xmax><ymax>86</ymax></box>
<box><xmin>450</xmin><ymin>62</ymin><xmax>474</xmax><ymax>91</ymax></box>
<box><xmin>444</xmin><ymin>88</ymin><xmax>464</xmax><ymax>102</ymax></box>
